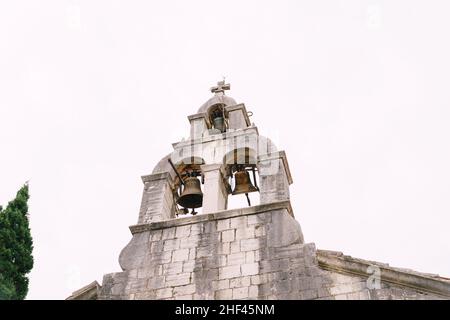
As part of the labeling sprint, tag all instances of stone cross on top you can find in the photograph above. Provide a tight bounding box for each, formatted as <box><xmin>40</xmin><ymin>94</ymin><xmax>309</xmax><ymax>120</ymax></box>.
<box><xmin>210</xmin><ymin>80</ymin><xmax>230</xmax><ymax>95</ymax></box>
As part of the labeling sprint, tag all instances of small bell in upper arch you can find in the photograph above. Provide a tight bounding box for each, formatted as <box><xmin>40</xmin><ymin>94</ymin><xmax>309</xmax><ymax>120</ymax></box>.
<box><xmin>211</xmin><ymin>109</ymin><xmax>226</xmax><ymax>133</ymax></box>
<box><xmin>213</xmin><ymin>116</ymin><xmax>225</xmax><ymax>133</ymax></box>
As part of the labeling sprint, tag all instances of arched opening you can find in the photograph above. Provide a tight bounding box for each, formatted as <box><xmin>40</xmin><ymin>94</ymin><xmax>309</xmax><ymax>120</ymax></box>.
<box><xmin>207</xmin><ymin>103</ymin><xmax>227</xmax><ymax>133</ymax></box>
<box><xmin>170</xmin><ymin>156</ymin><xmax>206</xmax><ymax>217</ymax></box>
<box><xmin>223</xmin><ymin>148</ymin><xmax>260</xmax><ymax>210</ymax></box>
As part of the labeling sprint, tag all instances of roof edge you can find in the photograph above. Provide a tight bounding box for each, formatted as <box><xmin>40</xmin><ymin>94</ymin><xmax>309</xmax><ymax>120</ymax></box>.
<box><xmin>317</xmin><ymin>249</ymin><xmax>450</xmax><ymax>298</ymax></box>
<box><xmin>65</xmin><ymin>281</ymin><xmax>101</xmax><ymax>300</ymax></box>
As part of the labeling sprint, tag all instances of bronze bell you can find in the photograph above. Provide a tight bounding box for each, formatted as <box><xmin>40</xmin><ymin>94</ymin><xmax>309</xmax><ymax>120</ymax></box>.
<box><xmin>177</xmin><ymin>176</ymin><xmax>203</xmax><ymax>209</ymax></box>
<box><xmin>232</xmin><ymin>170</ymin><xmax>258</xmax><ymax>195</ymax></box>
<box><xmin>213</xmin><ymin>116</ymin><xmax>225</xmax><ymax>133</ymax></box>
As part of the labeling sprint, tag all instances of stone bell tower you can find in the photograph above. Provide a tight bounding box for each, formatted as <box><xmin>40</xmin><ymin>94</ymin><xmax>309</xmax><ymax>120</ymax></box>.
<box><xmin>82</xmin><ymin>81</ymin><xmax>450</xmax><ymax>301</ymax></box>
<box><xmin>97</xmin><ymin>81</ymin><xmax>307</xmax><ymax>299</ymax></box>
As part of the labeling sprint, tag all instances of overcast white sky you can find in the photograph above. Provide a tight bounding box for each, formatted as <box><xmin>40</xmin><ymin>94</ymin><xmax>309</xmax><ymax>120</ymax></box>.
<box><xmin>1</xmin><ymin>0</ymin><xmax>449</xmax><ymax>299</ymax></box>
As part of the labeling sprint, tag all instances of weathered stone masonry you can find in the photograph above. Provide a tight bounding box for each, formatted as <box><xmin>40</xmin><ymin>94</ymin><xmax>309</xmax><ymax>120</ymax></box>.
<box><xmin>68</xmin><ymin>82</ymin><xmax>450</xmax><ymax>300</ymax></box>
<box><xmin>101</xmin><ymin>201</ymin><xmax>310</xmax><ymax>300</ymax></box>
<box><xmin>98</xmin><ymin>198</ymin><xmax>450</xmax><ymax>300</ymax></box>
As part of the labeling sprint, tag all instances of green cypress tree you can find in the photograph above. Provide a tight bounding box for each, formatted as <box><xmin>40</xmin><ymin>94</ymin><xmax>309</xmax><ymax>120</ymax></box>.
<box><xmin>0</xmin><ymin>184</ymin><xmax>34</xmax><ymax>300</ymax></box>
<box><xmin>0</xmin><ymin>274</ymin><xmax>15</xmax><ymax>300</ymax></box>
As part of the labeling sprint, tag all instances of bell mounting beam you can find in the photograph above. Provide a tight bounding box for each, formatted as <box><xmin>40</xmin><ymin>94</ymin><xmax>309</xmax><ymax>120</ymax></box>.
<box><xmin>168</xmin><ymin>158</ymin><xmax>185</xmax><ymax>185</ymax></box>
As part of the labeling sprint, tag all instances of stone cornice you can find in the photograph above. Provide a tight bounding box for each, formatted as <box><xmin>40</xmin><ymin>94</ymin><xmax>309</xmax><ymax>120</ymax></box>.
<box><xmin>187</xmin><ymin>112</ymin><xmax>208</xmax><ymax>121</ymax></box>
<box><xmin>224</xmin><ymin>103</ymin><xmax>251</xmax><ymax>127</ymax></box>
<box><xmin>141</xmin><ymin>172</ymin><xmax>174</xmax><ymax>184</ymax></box>
<box><xmin>66</xmin><ymin>281</ymin><xmax>101</xmax><ymax>300</ymax></box>
<box><xmin>172</xmin><ymin>126</ymin><xmax>259</xmax><ymax>149</ymax></box>
<box><xmin>129</xmin><ymin>200</ymin><xmax>293</xmax><ymax>234</ymax></box>
<box><xmin>317</xmin><ymin>250</ymin><xmax>450</xmax><ymax>298</ymax></box>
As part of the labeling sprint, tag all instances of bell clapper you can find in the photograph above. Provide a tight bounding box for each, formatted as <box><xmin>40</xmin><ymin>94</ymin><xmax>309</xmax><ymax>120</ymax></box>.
<box><xmin>251</xmin><ymin>167</ymin><xmax>260</xmax><ymax>191</ymax></box>
<box><xmin>245</xmin><ymin>193</ymin><xmax>251</xmax><ymax>206</ymax></box>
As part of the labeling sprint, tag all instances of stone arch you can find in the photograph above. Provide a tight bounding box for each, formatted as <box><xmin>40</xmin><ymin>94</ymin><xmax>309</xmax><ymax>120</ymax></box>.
<box><xmin>197</xmin><ymin>94</ymin><xmax>237</xmax><ymax>114</ymax></box>
<box><xmin>171</xmin><ymin>156</ymin><xmax>205</xmax><ymax>188</ymax></box>
<box><xmin>206</xmin><ymin>103</ymin><xmax>227</xmax><ymax>131</ymax></box>
<box><xmin>223</xmin><ymin>147</ymin><xmax>258</xmax><ymax>167</ymax></box>
<box><xmin>151</xmin><ymin>153</ymin><xmax>172</xmax><ymax>174</ymax></box>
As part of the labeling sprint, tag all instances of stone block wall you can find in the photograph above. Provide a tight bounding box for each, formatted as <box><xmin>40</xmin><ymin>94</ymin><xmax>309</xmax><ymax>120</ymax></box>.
<box><xmin>316</xmin><ymin>270</ymin><xmax>445</xmax><ymax>300</ymax></box>
<box><xmin>99</xmin><ymin>200</ymin><xmax>449</xmax><ymax>300</ymax></box>
<box><xmin>101</xmin><ymin>201</ymin><xmax>310</xmax><ymax>299</ymax></box>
